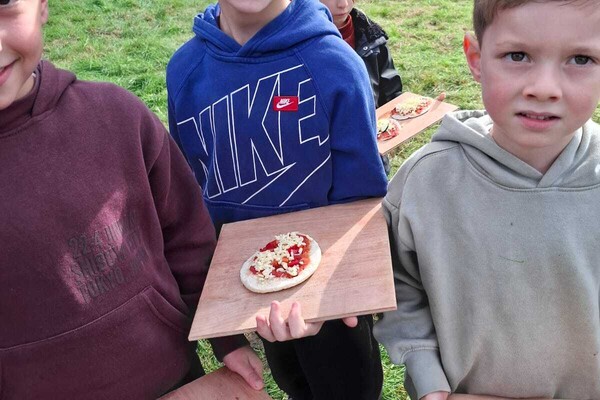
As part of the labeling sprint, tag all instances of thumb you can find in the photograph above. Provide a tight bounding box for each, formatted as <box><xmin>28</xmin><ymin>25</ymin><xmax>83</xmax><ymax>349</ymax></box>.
<box><xmin>342</xmin><ymin>316</ymin><xmax>358</xmax><ymax>328</ymax></box>
<box><xmin>239</xmin><ymin>356</ymin><xmax>264</xmax><ymax>391</ymax></box>
<box><xmin>249</xmin><ymin>352</ymin><xmax>264</xmax><ymax>380</ymax></box>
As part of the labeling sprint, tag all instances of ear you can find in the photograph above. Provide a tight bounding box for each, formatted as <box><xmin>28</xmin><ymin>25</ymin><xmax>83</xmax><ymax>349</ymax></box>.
<box><xmin>40</xmin><ymin>0</ymin><xmax>49</xmax><ymax>24</ymax></box>
<box><xmin>464</xmin><ymin>32</ymin><xmax>482</xmax><ymax>83</ymax></box>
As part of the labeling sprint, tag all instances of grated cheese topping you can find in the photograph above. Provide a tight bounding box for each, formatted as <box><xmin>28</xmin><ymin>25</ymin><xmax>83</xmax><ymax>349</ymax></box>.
<box><xmin>251</xmin><ymin>232</ymin><xmax>307</xmax><ymax>280</ymax></box>
<box><xmin>394</xmin><ymin>97</ymin><xmax>431</xmax><ymax>116</ymax></box>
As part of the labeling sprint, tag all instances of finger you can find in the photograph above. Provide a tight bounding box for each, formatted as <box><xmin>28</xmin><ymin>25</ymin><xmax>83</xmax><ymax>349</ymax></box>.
<box><xmin>342</xmin><ymin>316</ymin><xmax>358</xmax><ymax>328</ymax></box>
<box><xmin>249</xmin><ymin>351</ymin><xmax>264</xmax><ymax>377</ymax></box>
<box><xmin>268</xmin><ymin>301</ymin><xmax>290</xmax><ymax>341</ymax></box>
<box><xmin>255</xmin><ymin>314</ymin><xmax>276</xmax><ymax>342</ymax></box>
<box><xmin>289</xmin><ymin>302</ymin><xmax>324</xmax><ymax>338</ymax></box>
<box><xmin>238</xmin><ymin>359</ymin><xmax>264</xmax><ymax>391</ymax></box>
<box><xmin>287</xmin><ymin>302</ymin><xmax>307</xmax><ymax>338</ymax></box>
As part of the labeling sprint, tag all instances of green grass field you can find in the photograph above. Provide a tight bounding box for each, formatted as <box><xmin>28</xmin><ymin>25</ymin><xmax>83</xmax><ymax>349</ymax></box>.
<box><xmin>42</xmin><ymin>1</ymin><xmax>599</xmax><ymax>398</ymax></box>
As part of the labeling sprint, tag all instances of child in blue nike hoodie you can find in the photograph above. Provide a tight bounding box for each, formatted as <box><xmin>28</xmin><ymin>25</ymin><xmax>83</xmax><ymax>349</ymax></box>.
<box><xmin>167</xmin><ymin>0</ymin><xmax>387</xmax><ymax>398</ymax></box>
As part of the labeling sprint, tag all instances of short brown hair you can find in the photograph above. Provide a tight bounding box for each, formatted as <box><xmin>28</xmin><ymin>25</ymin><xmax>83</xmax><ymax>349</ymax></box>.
<box><xmin>473</xmin><ymin>0</ymin><xmax>591</xmax><ymax>43</ymax></box>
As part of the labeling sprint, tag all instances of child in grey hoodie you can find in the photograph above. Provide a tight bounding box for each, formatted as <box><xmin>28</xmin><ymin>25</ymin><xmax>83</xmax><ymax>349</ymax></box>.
<box><xmin>374</xmin><ymin>1</ymin><xmax>600</xmax><ymax>399</ymax></box>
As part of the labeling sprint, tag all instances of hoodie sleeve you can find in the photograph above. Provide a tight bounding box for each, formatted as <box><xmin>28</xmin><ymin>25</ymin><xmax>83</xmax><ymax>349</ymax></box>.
<box><xmin>167</xmin><ymin>86</ymin><xmax>250</xmax><ymax>360</ymax></box>
<box><xmin>373</xmin><ymin>162</ymin><xmax>451</xmax><ymax>399</ymax></box>
<box><xmin>145</xmin><ymin>118</ymin><xmax>216</xmax><ymax>313</ymax></box>
<box><xmin>302</xmin><ymin>36</ymin><xmax>388</xmax><ymax>202</ymax></box>
<box><xmin>153</xmin><ymin>118</ymin><xmax>250</xmax><ymax>360</ymax></box>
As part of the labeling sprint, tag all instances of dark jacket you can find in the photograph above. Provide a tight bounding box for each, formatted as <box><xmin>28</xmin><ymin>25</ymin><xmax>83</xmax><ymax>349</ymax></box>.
<box><xmin>352</xmin><ymin>8</ymin><xmax>403</xmax><ymax>107</ymax></box>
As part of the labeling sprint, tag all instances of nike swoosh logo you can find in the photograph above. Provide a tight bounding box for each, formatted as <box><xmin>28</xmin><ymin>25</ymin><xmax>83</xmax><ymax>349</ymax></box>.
<box><xmin>276</xmin><ymin>100</ymin><xmax>293</xmax><ymax>109</ymax></box>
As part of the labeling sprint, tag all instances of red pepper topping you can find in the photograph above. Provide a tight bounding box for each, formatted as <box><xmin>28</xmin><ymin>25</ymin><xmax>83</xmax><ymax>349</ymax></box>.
<box><xmin>260</xmin><ymin>239</ymin><xmax>278</xmax><ymax>252</ymax></box>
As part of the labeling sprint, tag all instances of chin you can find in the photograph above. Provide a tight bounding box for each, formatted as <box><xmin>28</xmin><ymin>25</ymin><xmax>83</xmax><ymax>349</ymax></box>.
<box><xmin>227</xmin><ymin>0</ymin><xmax>272</xmax><ymax>15</ymax></box>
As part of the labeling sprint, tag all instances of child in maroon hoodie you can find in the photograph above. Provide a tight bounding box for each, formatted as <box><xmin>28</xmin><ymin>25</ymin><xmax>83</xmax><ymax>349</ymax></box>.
<box><xmin>0</xmin><ymin>0</ymin><xmax>285</xmax><ymax>398</ymax></box>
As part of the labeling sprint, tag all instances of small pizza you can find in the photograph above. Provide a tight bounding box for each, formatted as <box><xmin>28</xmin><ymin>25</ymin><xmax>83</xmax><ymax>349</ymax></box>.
<box><xmin>377</xmin><ymin>118</ymin><xmax>402</xmax><ymax>141</ymax></box>
<box><xmin>392</xmin><ymin>96</ymin><xmax>433</xmax><ymax>120</ymax></box>
<box><xmin>240</xmin><ymin>232</ymin><xmax>321</xmax><ymax>293</ymax></box>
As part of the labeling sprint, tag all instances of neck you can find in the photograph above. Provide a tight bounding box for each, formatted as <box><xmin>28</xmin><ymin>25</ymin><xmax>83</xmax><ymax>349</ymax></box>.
<box><xmin>219</xmin><ymin>0</ymin><xmax>290</xmax><ymax>46</ymax></box>
<box><xmin>491</xmin><ymin>128</ymin><xmax>575</xmax><ymax>174</ymax></box>
<box><xmin>336</xmin><ymin>14</ymin><xmax>351</xmax><ymax>29</ymax></box>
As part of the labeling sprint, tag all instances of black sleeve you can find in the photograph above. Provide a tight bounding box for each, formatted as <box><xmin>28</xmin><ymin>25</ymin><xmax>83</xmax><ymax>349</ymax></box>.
<box><xmin>376</xmin><ymin>43</ymin><xmax>403</xmax><ymax>107</ymax></box>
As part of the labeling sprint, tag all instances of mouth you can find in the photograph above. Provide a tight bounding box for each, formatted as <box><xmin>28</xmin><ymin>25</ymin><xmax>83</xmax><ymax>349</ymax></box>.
<box><xmin>517</xmin><ymin>112</ymin><xmax>560</xmax><ymax>121</ymax></box>
<box><xmin>0</xmin><ymin>60</ymin><xmax>15</xmax><ymax>73</ymax></box>
<box><xmin>516</xmin><ymin>111</ymin><xmax>561</xmax><ymax>131</ymax></box>
<box><xmin>0</xmin><ymin>61</ymin><xmax>15</xmax><ymax>86</ymax></box>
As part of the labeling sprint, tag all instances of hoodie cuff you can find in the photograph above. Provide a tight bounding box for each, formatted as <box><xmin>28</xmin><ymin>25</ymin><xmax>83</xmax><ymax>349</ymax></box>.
<box><xmin>404</xmin><ymin>349</ymin><xmax>451</xmax><ymax>399</ymax></box>
<box><xmin>209</xmin><ymin>334</ymin><xmax>249</xmax><ymax>362</ymax></box>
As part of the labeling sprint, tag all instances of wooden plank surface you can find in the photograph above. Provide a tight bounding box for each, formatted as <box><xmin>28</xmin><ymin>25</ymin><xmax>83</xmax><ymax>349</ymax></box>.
<box><xmin>377</xmin><ymin>92</ymin><xmax>458</xmax><ymax>155</ymax></box>
<box><xmin>189</xmin><ymin>198</ymin><xmax>396</xmax><ymax>340</ymax></box>
<box><xmin>159</xmin><ymin>367</ymin><xmax>273</xmax><ymax>400</ymax></box>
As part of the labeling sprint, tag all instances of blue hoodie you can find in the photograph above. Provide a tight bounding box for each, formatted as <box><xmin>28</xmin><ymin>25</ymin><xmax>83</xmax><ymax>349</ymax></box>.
<box><xmin>167</xmin><ymin>0</ymin><xmax>387</xmax><ymax>228</ymax></box>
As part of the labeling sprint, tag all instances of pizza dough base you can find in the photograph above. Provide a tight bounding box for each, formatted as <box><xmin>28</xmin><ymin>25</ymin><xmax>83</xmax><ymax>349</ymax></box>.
<box><xmin>378</xmin><ymin>118</ymin><xmax>402</xmax><ymax>141</ymax></box>
<box><xmin>240</xmin><ymin>234</ymin><xmax>322</xmax><ymax>293</ymax></box>
<box><xmin>392</xmin><ymin>99</ymin><xmax>432</xmax><ymax>120</ymax></box>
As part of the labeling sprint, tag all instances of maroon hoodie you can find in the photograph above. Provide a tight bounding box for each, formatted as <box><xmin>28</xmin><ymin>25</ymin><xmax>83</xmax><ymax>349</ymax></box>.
<box><xmin>0</xmin><ymin>62</ymin><xmax>244</xmax><ymax>399</ymax></box>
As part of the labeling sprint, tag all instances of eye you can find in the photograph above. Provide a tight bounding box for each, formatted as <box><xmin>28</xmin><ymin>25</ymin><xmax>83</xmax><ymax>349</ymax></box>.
<box><xmin>504</xmin><ymin>52</ymin><xmax>529</xmax><ymax>62</ymax></box>
<box><xmin>0</xmin><ymin>0</ymin><xmax>18</xmax><ymax>6</ymax></box>
<box><xmin>569</xmin><ymin>55</ymin><xmax>593</xmax><ymax>65</ymax></box>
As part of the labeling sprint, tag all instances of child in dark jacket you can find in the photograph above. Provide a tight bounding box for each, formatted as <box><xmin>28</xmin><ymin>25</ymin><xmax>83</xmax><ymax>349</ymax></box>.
<box><xmin>320</xmin><ymin>0</ymin><xmax>403</xmax><ymax>107</ymax></box>
<box><xmin>321</xmin><ymin>0</ymin><xmax>402</xmax><ymax>107</ymax></box>
<box><xmin>320</xmin><ymin>0</ymin><xmax>403</xmax><ymax>174</ymax></box>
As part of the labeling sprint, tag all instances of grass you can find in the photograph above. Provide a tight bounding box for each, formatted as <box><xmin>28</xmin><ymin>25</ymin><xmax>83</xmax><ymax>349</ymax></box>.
<box><xmin>43</xmin><ymin>1</ymin><xmax>599</xmax><ymax>398</ymax></box>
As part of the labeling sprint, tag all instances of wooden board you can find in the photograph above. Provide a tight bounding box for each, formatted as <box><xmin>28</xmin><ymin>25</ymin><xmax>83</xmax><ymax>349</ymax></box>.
<box><xmin>377</xmin><ymin>92</ymin><xmax>458</xmax><ymax>155</ymax></box>
<box><xmin>189</xmin><ymin>198</ymin><xmax>396</xmax><ymax>340</ymax></box>
<box><xmin>159</xmin><ymin>367</ymin><xmax>273</xmax><ymax>400</ymax></box>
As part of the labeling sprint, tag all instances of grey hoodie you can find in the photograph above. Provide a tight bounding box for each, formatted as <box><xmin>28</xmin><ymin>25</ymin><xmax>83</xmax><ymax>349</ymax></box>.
<box><xmin>374</xmin><ymin>110</ymin><xmax>600</xmax><ymax>399</ymax></box>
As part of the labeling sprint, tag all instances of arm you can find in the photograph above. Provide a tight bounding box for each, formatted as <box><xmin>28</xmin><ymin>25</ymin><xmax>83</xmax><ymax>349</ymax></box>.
<box><xmin>169</xmin><ymin>97</ymin><xmax>264</xmax><ymax>384</ymax></box>
<box><xmin>376</xmin><ymin>42</ymin><xmax>403</xmax><ymax>106</ymax></box>
<box><xmin>150</xmin><ymin>122</ymin><xmax>250</xmax><ymax>352</ymax></box>
<box><xmin>148</xmin><ymin>119</ymin><xmax>216</xmax><ymax>314</ymax></box>
<box><xmin>373</xmin><ymin>194</ymin><xmax>450</xmax><ymax>398</ymax></box>
<box><xmin>313</xmin><ymin>44</ymin><xmax>388</xmax><ymax>202</ymax></box>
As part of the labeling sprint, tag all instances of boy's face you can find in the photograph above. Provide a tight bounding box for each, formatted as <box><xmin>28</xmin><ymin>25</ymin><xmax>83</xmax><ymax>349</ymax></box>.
<box><xmin>0</xmin><ymin>0</ymin><xmax>48</xmax><ymax>111</ymax></box>
<box><xmin>319</xmin><ymin>0</ymin><xmax>354</xmax><ymax>28</ymax></box>
<box><xmin>464</xmin><ymin>1</ymin><xmax>600</xmax><ymax>166</ymax></box>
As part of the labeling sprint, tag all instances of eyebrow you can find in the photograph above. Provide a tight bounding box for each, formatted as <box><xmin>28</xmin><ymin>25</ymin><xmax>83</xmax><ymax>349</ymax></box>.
<box><xmin>569</xmin><ymin>46</ymin><xmax>600</xmax><ymax>55</ymax></box>
<box><xmin>493</xmin><ymin>40</ymin><xmax>600</xmax><ymax>54</ymax></box>
<box><xmin>492</xmin><ymin>40</ymin><xmax>530</xmax><ymax>49</ymax></box>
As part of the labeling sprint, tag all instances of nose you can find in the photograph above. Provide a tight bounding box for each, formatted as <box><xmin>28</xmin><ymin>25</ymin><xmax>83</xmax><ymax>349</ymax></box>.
<box><xmin>522</xmin><ymin>64</ymin><xmax>562</xmax><ymax>102</ymax></box>
<box><xmin>336</xmin><ymin>0</ymin><xmax>351</xmax><ymax>10</ymax></box>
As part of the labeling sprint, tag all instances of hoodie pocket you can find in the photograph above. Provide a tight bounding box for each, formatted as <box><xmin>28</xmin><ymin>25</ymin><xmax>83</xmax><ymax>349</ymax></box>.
<box><xmin>142</xmin><ymin>286</ymin><xmax>191</xmax><ymax>334</ymax></box>
<box><xmin>2</xmin><ymin>286</ymin><xmax>195</xmax><ymax>400</ymax></box>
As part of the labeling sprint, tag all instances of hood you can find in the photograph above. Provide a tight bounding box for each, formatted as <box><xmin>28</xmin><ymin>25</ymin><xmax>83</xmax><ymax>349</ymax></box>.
<box><xmin>431</xmin><ymin>110</ymin><xmax>600</xmax><ymax>189</ymax></box>
<box><xmin>192</xmin><ymin>0</ymin><xmax>340</xmax><ymax>58</ymax></box>
<box><xmin>0</xmin><ymin>61</ymin><xmax>76</xmax><ymax>135</ymax></box>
